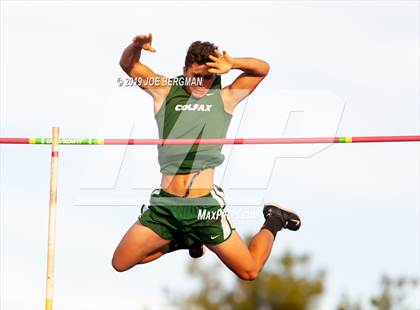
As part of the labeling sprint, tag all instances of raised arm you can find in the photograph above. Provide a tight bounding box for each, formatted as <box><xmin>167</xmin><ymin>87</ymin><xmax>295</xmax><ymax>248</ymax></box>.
<box><xmin>206</xmin><ymin>50</ymin><xmax>270</xmax><ymax>114</ymax></box>
<box><xmin>119</xmin><ymin>33</ymin><xmax>170</xmax><ymax>99</ymax></box>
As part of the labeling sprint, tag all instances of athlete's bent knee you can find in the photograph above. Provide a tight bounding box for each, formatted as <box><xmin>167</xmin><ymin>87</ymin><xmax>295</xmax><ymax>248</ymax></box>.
<box><xmin>237</xmin><ymin>269</ymin><xmax>259</xmax><ymax>281</ymax></box>
<box><xmin>111</xmin><ymin>258</ymin><xmax>129</xmax><ymax>272</ymax></box>
<box><xmin>111</xmin><ymin>254</ymin><xmax>140</xmax><ymax>272</ymax></box>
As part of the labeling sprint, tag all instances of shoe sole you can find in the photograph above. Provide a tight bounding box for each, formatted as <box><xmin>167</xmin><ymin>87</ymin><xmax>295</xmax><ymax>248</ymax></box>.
<box><xmin>263</xmin><ymin>202</ymin><xmax>300</xmax><ymax>218</ymax></box>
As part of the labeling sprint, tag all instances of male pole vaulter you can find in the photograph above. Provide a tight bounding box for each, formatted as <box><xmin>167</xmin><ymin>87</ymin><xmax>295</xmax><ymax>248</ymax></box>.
<box><xmin>112</xmin><ymin>33</ymin><xmax>301</xmax><ymax>280</ymax></box>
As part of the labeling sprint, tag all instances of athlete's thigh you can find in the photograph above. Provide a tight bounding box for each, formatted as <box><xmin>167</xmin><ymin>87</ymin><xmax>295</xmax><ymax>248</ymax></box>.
<box><xmin>206</xmin><ymin>230</ymin><xmax>256</xmax><ymax>278</ymax></box>
<box><xmin>112</xmin><ymin>221</ymin><xmax>170</xmax><ymax>271</ymax></box>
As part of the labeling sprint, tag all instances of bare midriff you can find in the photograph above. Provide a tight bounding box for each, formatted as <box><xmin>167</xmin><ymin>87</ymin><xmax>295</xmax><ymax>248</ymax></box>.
<box><xmin>160</xmin><ymin>168</ymin><xmax>214</xmax><ymax>198</ymax></box>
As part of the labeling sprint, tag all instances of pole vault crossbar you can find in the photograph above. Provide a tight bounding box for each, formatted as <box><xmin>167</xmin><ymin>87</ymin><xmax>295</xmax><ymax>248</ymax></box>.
<box><xmin>0</xmin><ymin>135</ymin><xmax>419</xmax><ymax>145</ymax></box>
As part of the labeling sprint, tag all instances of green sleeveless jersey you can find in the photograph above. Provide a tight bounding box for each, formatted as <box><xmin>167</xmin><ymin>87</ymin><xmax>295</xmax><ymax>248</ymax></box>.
<box><xmin>155</xmin><ymin>75</ymin><xmax>232</xmax><ymax>174</ymax></box>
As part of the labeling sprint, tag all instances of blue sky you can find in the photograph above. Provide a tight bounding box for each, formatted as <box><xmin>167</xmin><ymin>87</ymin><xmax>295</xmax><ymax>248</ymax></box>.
<box><xmin>1</xmin><ymin>1</ymin><xmax>419</xmax><ymax>309</ymax></box>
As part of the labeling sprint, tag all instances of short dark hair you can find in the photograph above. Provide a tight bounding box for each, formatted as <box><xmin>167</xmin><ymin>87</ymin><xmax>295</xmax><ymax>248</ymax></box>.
<box><xmin>184</xmin><ymin>41</ymin><xmax>218</xmax><ymax>68</ymax></box>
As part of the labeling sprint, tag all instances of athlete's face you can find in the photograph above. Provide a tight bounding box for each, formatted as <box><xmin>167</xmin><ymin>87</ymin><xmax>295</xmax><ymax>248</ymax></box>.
<box><xmin>183</xmin><ymin>63</ymin><xmax>216</xmax><ymax>98</ymax></box>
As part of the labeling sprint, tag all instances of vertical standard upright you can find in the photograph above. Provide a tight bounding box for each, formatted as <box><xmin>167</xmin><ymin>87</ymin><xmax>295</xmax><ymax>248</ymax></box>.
<box><xmin>45</xmin><ymin>127</ymin><xmax>60</xmax><ymax>310</ymax></box>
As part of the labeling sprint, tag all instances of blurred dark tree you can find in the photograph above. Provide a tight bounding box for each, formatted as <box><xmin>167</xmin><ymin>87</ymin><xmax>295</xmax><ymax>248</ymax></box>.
<box><xmin>336</xmin><ymin>294</ymin><xmax>362</xmax><ymax>310</ymax></box>
<box><xmin>178</xmin><ymin>250</ymin><xmax>325</xmax><ymax>310</ymax></box>
<box><xmin>369</xmin><ymin>275</ymin><xmax>418</xmax><ymax>310</ymax></box>
<box><xmin>336</xmin><ymin>275</ymin><xmax>419</xmax><ymax>310</ymax></box>
<box><xmin>166</xmin><ymin>243</ymin><xmax>418</xmax><ymax>310</ymax></box>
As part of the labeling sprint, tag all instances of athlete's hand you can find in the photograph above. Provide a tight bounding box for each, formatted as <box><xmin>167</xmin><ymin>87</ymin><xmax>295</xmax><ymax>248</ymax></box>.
<box><xmin>132</xmin><ymin>33</ymin><xmax>156</xmax><ymax>52</ymax></box>
<box><xmin>206</xmin><ymin>50</ymin><xmax>235</xmax><ymax>74</ymax></box>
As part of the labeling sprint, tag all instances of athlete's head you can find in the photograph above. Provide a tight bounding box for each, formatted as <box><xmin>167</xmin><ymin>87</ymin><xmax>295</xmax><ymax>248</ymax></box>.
<box><xmin>183</xmin><ymin>41</ymin><xmax>218</xmax><ymax>98</ymax></box>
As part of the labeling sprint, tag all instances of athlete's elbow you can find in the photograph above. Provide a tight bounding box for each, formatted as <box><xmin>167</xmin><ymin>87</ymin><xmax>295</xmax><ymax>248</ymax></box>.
<box><xmin>261</xmin><ymin>61</ymin><xmax>270</xmax><ymax>77</ymax></box>
<box><xmin>119</xmin><ymin>61</ymin><xmax>131</xmax><ymax>75</ymax></box>
<box><xmin>253</xmin><ymin>60</ymin><xmax>270</xmax><ymax>78</ymax></box>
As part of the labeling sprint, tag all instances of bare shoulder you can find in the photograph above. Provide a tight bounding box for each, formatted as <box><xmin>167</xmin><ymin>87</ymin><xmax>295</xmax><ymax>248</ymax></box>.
<box><xmin>220</xmin><ymin>84</ymin><xmax>252</xmax><ymax>115</ymax></box>
<box><xmin>220</xmin><ymin>72</ymin><xmax>268</xmax><ymax>114</ymax></box>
